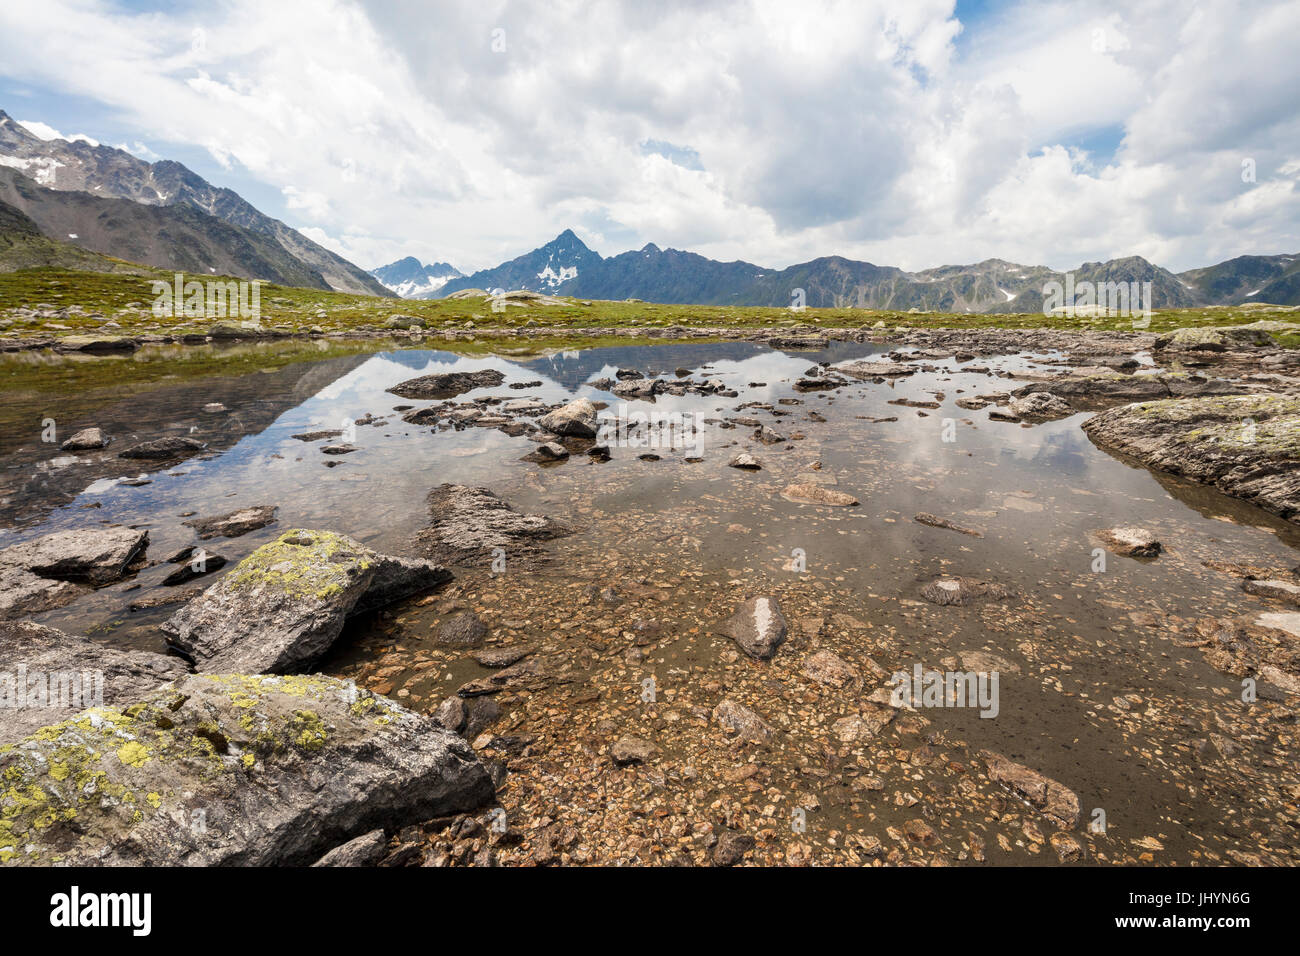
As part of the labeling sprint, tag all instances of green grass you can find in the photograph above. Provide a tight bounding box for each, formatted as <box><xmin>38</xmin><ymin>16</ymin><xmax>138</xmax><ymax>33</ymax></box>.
<box><xmin>1</xmin><ymin>265</ymin><xmax>1298</xmax><ymax>343</ymax></box>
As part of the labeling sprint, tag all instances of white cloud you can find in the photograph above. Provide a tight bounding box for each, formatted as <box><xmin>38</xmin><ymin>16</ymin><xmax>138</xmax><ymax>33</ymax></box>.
<box><xmin>0</xmin><ymin>0</ymin><xmax>1296</xmax><ymax>273</ymax></box>
<box><xmin>17</xmin><ymin>119</ymin><xmax>98</xmax><ymax>146</ymax></box>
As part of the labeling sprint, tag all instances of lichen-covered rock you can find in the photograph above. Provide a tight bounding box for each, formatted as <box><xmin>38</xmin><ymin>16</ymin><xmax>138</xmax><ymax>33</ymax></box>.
<box><xmin>1153</xmin><ymin>326</ymin><xmax>1275</xmax><ymax>351</ymax></box>
<box><xmin>718</xmin><ymin>596</ymin><xmax>788</xmax><ymax>660</ymax></box>
<box><xmin>1082</xmin><ymin>394</ymin><xmax>1300</xmax><ymax>522</ymax></box>
<box><xmin>162</xmin><ymin>529</ymin><xmax>451</xmax><ymax>673</ymax></box>
<box><xmin>1011</xmin><ymin>373</ymin><xmax>1251</xmax><ymax>407</ymax></box>
<box><xmin>536</xmin><ymin>397</ymin><xmax>598</xmax><ymax>437</ymax></box>
<box><xmin>0</xmin><ymin>622</ymin><xmax>187</xmax><ymax>745</ymax></box>
<box><xmin>418</xmin><ymin>484</ymin><xmax>571</xmax><ymax>567</ymax></box>
<box><xmin>0</xmin><ymin>527</ymin><xmax>148</xmax><ymax>587</ymax></box>
<box><xmin>387</xmin><ymin>369</ymin><xmax>505</xmax><ymax>399</ymax></box>
<box><xmin>0</xmin><ymin>674</ymin><xmax>494</xmax><ymax>865</ymax></box>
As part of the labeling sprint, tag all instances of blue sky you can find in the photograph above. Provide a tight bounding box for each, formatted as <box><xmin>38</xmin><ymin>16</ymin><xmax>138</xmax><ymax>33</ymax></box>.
<box><xmin>1</xmin><ymin>0</ymin><xmax>1297</xmax><ymax>274</ymax></box>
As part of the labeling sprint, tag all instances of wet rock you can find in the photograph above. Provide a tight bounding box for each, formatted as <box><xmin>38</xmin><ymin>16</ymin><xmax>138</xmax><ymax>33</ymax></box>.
<box><xmin>1095</xmin><ymin>526</ymin><xmax>1162</xmax><ymax>558</ymax></box>
<box><xmin>0</xmin><ymin>674</ymin><xmax>494</xmax><ymax>866</ymax></box>
<box><xmin>1082</xmin><ymin>395</ymin><xmax>1300</xmax><ymax>523</ymax></box>
<box><xmin>0</xmin><ymin>621</ymin><xmax>187</xmax><ymax>745</ymax></box>
<box><xmin>0</xmin><ymin>526</ymin><xmax>148</xmax><ymax>586</ymax></box>
<box><xmin>118</xmin><ymin>436</ymin><xmax>207</xmax><ymax>460</ymax></box>
<box><xmin>980</xmin><ymin>750</ymin><xmax>1080</xmax><ymax>828</ymax></box>
<box><xmin>755</xmin><ymin>426</ymin><xmax>787</xmax><ymax>444</ymax></box>
<box><xmin>801</xmin><ymin>650</ymin><xmax>860</xmax><ymax>689</ymax></box>
<box><xmin>161</xmin><ymin>553</ymin><xmax>228</xmax><ymax>585</ymax></box>
<box><xmin>914</xmin><ymin>513</ymin><xmax>982</xmax><ymax>537</ymax></box>
<box><xmin>162</xmin><ymin>529</ymin><xmax>451</xmax><ymax>673</ymax></box>
<box><xmin>610</xmin><ymin>736</ymin><xmax>658</xmax><ymax>766</ymax></box>
<box><xmin>60</xmin><ymin>427</ymin><xmax>110</xmax><ymax>451</ymax></box>
<box><xmin>1050</xmin><ymin>831</ymin><xmax>1084</xmax><ymax>863</ymax></box>
<box><xmin>831</xmin><ymin>707</ymin><xmax>894</xmax><ymax>745</ymax></box>
<box><xmin>1013</xmin><ymin>373</ymin><xmax>1250</xmax><ymax>407</ymax></box>
<box><xmin>419</xmin><ymin>484</ymin><xmax>571</xmax><ymax>567</ymax></box>
<box><xmin>457</xmin><ymin>657</ymin><xmax>548</xmax><ymax>697</ymax></box>
<box><xmin>321</xmin><ymin>443</ymin><xmax>357</xmax><ymax>455</ymax></box>
<box><xmin>437</xmin><ymin>612</ymin><xmax>489</xmax><ymax>647</ymax></box>
<box><xmin>728</xmin><ymin>453</ymin><xmax>761</xmax><ymax>470</ymax></box>
<box><xmin>521</xmin><ymin>442</ymin><xmax>569</xmax><ymax>463</ymax></box>
<box><xmin>920</xmin><ymin>576</ymin><xmax>1013</xmax><ymax>606</ymax></box>
<box><xmin>312</xmin><ymin>829</ymin><xmax>389</xmax><ymax>867</ymax></box>
<box><xmin>1243</xmin><ymin>578</ymin><xmax>1300</xmax><ymax>606</ymax></box>
<box><xmin>713</xmin><ymin>699</ymin><xmax>773</xmax><ymax>743</ymax></box>
<box><xmin>432</xmin><ymin>696</ymin><xmax>468</xmax><ymax>733</ymax></box>
<box><xmin>611</xmin><ymin>378</ymin><xmax>662</xmax><ymax>399</ymax></box>
<box><xmin>781</xmin><ymin>483</ymin><xmax>859</xmax><ymax>506</ymax></box>
<box><xmin>128</xmin><ymin>586</ymin><xmax>202</xmax><ymax>611</ymax></box>
<box><xmin>537</xmin><ymin>397</ymin><xmax>598</xmax><ymax>438</ymax></box>
<box><xmin>718</xmin><ymin>596</ymin><xmax>788</xmax><ymax>660</ymax></box>
<box><xmin>587</xmin><ymin>444</ymin><xmax>611</xmax><ymax>461</ymax></box>
<box><xmin>463</xmin><ymin>698</ymin><xmax>501</xmax><ymax>739</ymax></box>
<box><xmin>839</xmin><ymin>361</ymin><xmax>918</xmax><ymax>378</ymax></box>
<box><xmin>290</xmin><ymin>429</ymin><xmax>343</xmax><ymax>442</ymax></box>
<box><xmin>183</xmin><ymin>505</ymin><xmax>277</xmax><ymax>539</ymax></box>
<box><xmin>1008</xmin><ymin>392</ymin><xmax>1073</xmax><ymax>422</ymax></box>
<box><xmin>712</xmin><ymin>830</ymin><xmax>755</xmax><ymax>866</ymax></box>
<box><xmin>473</xmin><ymin>646</ymin><xmax>532</xmax><ymax>668</ymax></box>
<box><xmin>387</xmin><ymin>369</ymin><xmax>506</xmax><ymax>399</ymax></box>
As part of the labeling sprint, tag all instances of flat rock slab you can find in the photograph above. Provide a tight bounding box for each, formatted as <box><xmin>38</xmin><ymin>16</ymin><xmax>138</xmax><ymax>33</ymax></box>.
<box><xmin>162</xmin><ymin>529</ymin><xmax>451</xmax><ymax>673</ymax></box>
<box><xmin>980</xmin><ymin>750</ymin><xmax>1080</xmax><ymax>829</ymax></box>
<box><xmin>387</xmin><ymin>369</ymin><xmax>505</xmax><ymax>399</ymax></box>
<box><xmin>118</xmin><ymin>436</ymin><xmax>207</xmax><ymax>460</ymax></box>
<box><xmin>802</xmin><ymin>649</ymin><xmax>861</xmax><ymax>689</ymax></box>
<box><xmin>718</xmin><ymin>596</ymin><xmax>788</xmax><ymax>660</ymax></box>
<box><xmin>418</xmin><ymin>484</ymin><xmax>571</xmax><ymax>567</ymax></box>
<box><xmin>781</xmin><ymin>483</ymin><xmax>859</xmax><ymax>506</ymax></box>
<box><xmin>0</xmin><ymin>527</ymin><xmax>148</xmax><ymax>587</ymax></box>
<box><xmin>920</xmin><ymin>576</ymin><xmax>1013</xmax><ymax>606</ymax></box>
<box><xmin>0</xmin><ymin>621</ymin><xmax>187</xmax><ymax>745</ymax></box>
<box><xmin>1243</xmin><ymin>578</ymin><xmax>1300</xmax><ymax>606</ymax></box>
<box><xmin>610</xmin><ymin>736</ymin><xmax>658</xmax><ymax>765</ymax></box>
<box><xmin>0</xmin><ymin>674</ymin><xmax>494</xmax><ymax>866</ymax></box>
<box><xmin>1008</xmin><ymin>392</ymin><xmax>1073</xmax><ymax>421</ymax></box>
<box><xmin>183</xmin><ymin>505</ymin><xmax>277</xmax><ymax>539</ymax></box>
<box><xmin>1082</xmin><ymin>395</ymin><xmax>1300</xmax><ymax>523</ymax></box>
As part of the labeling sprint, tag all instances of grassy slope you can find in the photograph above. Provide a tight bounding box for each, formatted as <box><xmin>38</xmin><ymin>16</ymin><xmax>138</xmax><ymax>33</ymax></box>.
<box><xmin>1</xmin><ymin>265</ymin><xmax>1298</xmax><ymax>342</ymax></box>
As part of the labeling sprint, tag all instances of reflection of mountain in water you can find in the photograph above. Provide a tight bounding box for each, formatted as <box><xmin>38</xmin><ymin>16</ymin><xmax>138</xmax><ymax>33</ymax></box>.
<box><xmin>0</xmin><ymin>352</ymin><xmax>373</xmax><ymax>530</ymax></box>
<box><xmin>519</xmin><ymin>340</ymin><xmax>883</xmax><ymax>388</ymax></box>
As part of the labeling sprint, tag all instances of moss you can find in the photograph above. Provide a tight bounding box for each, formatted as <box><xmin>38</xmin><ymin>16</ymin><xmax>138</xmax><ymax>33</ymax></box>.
<box><xmin>221</xmin><ymin>530</ymin><xmax>370</xmax><ymax>600</ymax></box>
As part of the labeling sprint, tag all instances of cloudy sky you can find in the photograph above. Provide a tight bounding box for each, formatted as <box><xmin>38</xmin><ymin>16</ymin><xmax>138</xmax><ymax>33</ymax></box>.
<box><xmin>1</xmin><ymin>0</ymin><xmax>1297</xmax><ymax>274</ymax></box>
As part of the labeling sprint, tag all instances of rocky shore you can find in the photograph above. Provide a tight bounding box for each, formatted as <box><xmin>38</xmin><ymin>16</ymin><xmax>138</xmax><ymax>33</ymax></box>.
<box><xmin>2</xmin><ymin>319</ymin><xmax>1299</xmax><ymax>866</ymax></box>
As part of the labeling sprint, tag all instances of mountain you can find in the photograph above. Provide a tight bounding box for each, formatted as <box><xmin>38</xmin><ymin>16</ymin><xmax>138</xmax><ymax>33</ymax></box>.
<box><xmin>0</xmin><ymin>196</ymin><xmax>146</xmax><ymax>274</ymax></box>
<box><xmin>0</xmin><ymin>110</ymin><xmax>391</xmax><ymax>296</ymax></box>
<box><xmin>1177</xmin><ymin>253</ymin><xmax>1300</xmax><ymax>305</ymax></box>
<box><xmin>439</xmin><ymin>229</ymin><xmax>603</xmax><ymax>297</ymax></box>
<box><xmin>0</xmin><ymin>167</ymin><xmax>331</xmax><ymax>288</ymax></box>
<box><xmin>437</xmin><ymin>231</ymin><xmax>1282</xmax><ymax>310</ymax></box>
<box><xmin>370</xmin><ymin>256</ymin><xmax>464</xmax><ymax>298</ymax></box>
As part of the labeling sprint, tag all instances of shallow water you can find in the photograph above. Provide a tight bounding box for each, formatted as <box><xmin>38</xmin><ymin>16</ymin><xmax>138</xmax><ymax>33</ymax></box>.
<box><xmin>3</xmin><ymin>338</ymin><xmax>1297</xmax><ymax>864</ymax></box>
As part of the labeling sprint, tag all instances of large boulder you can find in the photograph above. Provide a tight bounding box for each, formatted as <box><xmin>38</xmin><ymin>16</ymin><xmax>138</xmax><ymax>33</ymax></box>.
<box><xmin>0</xmin><ymin>622</ymin><xmax>187</xmax><ymax>745</ymax></box>
<box><xmin>386</xmin><ymin>369</ymin><xmax>505</xmax><ymax>399</ymax></box>
<box><xmin>161</xmin><ymin>530</ymin><xmax>450</xmax><ymax>673</ymax></box>
<box><xmin>0</xmin><ymin>673</ymin><xmax>494</xmax><ymax>865</ymax></box>
<box><xmin>418</xmin><ymin>485</ymin><xmax>571</xmax><ymax>567</ymax></box>
<box><xmin>537</xmin><ymin>397</ymin><xmax>598</xmax><ymax>437</ymax></box>
<box><xmin>1082</xmin><ymin>394</ymin><xmax>1300</xmax><ymax>523</ymax></box>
